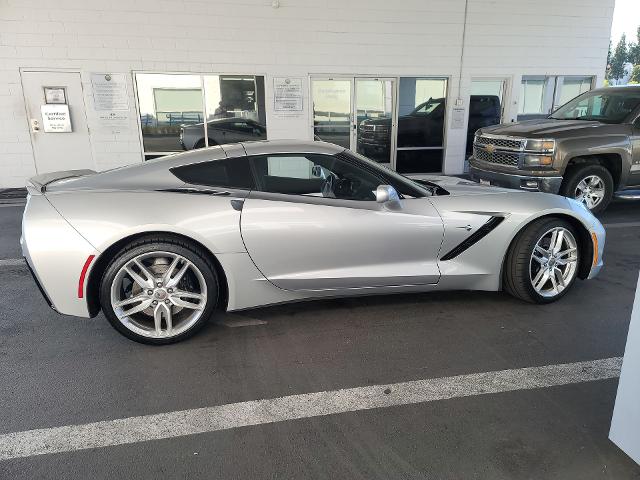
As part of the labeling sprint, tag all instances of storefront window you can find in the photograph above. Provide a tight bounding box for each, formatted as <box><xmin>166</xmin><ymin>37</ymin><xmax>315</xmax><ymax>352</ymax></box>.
<box><xmin>556</xmin><ymin>76</ymin><xmax>593</xmax><ymax>107</ymax></box>
<box><xmin>396</xmin><ymin>77</ymin><xmax>447</xmax><ymax>173</ymax></box>
<box><xmin>135</xmin><ymin>73</ymin><xmax>266</xmax><ymax>160</ymax></box>
<box><xmin>519</xmin><ymin>77</ymin><xmax>546</xmax><ymax>116</ymax></box>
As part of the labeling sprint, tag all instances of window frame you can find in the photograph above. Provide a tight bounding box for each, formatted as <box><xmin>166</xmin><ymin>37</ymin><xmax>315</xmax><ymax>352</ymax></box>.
<box><xmin>246</xmin><ymin>152</ymin><xmax>389</xmax><ymax>202</ymax></box>
<box><xmin>246</xmin><ymin>151</ymin><xmax>431</xmax><ymax>201</ymax></box>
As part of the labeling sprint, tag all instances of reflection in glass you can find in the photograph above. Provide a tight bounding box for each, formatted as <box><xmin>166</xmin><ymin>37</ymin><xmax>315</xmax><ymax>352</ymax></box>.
<box><xmin>465</xmin><ymin>80</ymin><xmax>504</xmax><ymax>154</ymax></box>
<box><xmin>136</xmin><ymin>74</ymin><xmax>203</xmax><ymax>154</ymax></box>
<box><xmin>180</xmin><ymin>75</ymin><xmax>267</xmax><ymax>150</ymax></box>
<box><xmin>396</xmin><ymin>77</ymin><xmax>447</xmax><ymax>173</ymax></box>
<box><xmin>355</xmin><ymin>79</ymin><xmax>394</xmax><ymax>164</ymax></box>
<box><xmin>518</xmin><ymin>77</ymin><xmax>546</xmax><ymax>115</ymax></box>
<box><xmin>557</xmin><ymin>77</ymin><xmax>592</xmax><ymax>107</ymax></box>
<box><xmin>312</xmin><ymin>79</ymin><xmax>351</xmax><ymax>149</ymax></box>
<box><xmin>135</xmin><ymin>73</ymin><xmax>266</xmax><ymax>157</ymax></box>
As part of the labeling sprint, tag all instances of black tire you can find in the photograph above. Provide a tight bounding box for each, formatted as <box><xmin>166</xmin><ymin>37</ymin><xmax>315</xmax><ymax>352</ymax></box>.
<box><xmin>100</xmin><ymin>237</ymin><xmax>219</xmax><ymax>345</ymax></box>
<box><xmin>504</xmin><ymin>217</ymin><xmax>580</xmax><ymax>304</ymax></box>
<box><xmin>560</xmin><ymin>163</ymin><xmax>613</xmax><ymax>214</ymax></box>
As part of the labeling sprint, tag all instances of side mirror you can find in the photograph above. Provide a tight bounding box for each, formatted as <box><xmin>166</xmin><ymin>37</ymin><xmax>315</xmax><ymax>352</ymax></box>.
<box><xmin>376</xmin><ymin>185</ymin><xmax>400</xmax><ymax>203</ymax></box>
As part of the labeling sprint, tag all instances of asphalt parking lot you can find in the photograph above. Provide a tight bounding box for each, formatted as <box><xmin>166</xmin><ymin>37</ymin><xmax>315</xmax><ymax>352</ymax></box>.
<box><xmin>1</xmin><ymin>197</ymin><xmax>640</xmax><ymax>479</ymax></box>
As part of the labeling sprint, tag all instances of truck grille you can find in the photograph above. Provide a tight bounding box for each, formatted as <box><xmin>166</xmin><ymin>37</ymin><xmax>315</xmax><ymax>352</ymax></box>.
<box><xmin>473</xmin><ymin>146</ymin><xmax>519</xmax><ymax>166</ymax></box>
<box><xmin>474</xmin><ymin>135</ymin><xmax>524</xmax><ymax>151</ymax></box>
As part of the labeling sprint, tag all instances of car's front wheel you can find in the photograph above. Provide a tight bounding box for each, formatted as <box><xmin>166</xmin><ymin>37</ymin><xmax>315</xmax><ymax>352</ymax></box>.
<box><xmin>100</xmin><ymin>238</ymin><xmax>218</xmax><ymax>344</ymax></box>
<box><xmin>504</xmin><ymin>218</ymin><xmax>580</xmax><ymax>303</ymax></box>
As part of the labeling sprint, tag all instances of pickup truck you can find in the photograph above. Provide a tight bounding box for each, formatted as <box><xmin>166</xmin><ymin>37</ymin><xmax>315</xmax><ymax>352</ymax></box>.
<box><xmin>469</xmin><ymin>85</ymin><xmax>640</xmax><ymax>213</ymax></box>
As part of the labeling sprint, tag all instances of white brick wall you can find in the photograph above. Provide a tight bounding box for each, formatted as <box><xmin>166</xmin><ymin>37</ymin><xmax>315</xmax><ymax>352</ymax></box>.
<box><xmin>0</xmin><ymin>0</ymin><xmax>614</xmax><ymax>187</ymax></box>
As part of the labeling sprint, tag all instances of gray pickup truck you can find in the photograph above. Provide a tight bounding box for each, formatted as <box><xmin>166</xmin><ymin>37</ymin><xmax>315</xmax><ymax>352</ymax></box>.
<box><xmin>469</xmin><ymin>85</ymin><xmax>640</xmax><ymax>213</ymax></box>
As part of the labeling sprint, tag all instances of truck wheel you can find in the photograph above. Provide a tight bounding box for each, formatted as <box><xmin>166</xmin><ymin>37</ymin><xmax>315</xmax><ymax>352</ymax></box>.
<box><xmin>560</xmin><ymin>164</ymin><xmax>613</xmax><ymax>214</ymax></box>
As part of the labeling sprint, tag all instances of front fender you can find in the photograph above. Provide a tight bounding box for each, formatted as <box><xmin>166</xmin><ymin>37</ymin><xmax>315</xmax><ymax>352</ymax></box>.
<box><xmin>556</xmin><ymin>131</ymin><xmax>633</xmax><ymax>184</ymax></box>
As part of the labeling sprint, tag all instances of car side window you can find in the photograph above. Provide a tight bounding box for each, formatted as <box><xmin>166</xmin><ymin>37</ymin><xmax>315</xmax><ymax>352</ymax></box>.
<box><xmin>170</xmin><ymin>157</ymin><xmax>254</xmax><ymax>189</ymax></box>
<box><xmin>249</xmin><ymin>154</ymin><xmax>383</xmax><ymax>201</ymax></box>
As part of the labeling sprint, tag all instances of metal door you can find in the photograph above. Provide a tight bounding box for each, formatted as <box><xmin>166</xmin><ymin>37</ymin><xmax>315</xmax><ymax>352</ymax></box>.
<box><xmin>21</xmin><ymin>71</ymin><xmax>94</xmax><ymax>174</ymax></box>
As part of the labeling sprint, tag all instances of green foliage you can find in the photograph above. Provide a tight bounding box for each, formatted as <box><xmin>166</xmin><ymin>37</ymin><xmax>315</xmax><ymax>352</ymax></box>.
<box><xmin>608</xmin><ymin>34</ymin><xmax>628</xmax><ymax>81</ymax></box>
<box><xmin>630</xmin><ymin>65</ymin><xmax>640</xmax><ymax>84</ymax></box>
<box><xmin>628</xmin><ymin>27</ymin><xmax>640</xmax><ymax>65</ymax></box>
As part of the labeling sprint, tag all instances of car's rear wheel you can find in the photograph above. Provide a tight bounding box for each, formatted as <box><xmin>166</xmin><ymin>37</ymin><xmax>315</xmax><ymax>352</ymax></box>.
<box><xmin>560</xmin><ymin>164</ymin><xmax>613</xmax><ymax>214</ymax></box>
<box><xmin>100</xmin><ymin>238</ymin><xmax>218</xmax><ymax>344</ymax></box>
<box><xmin>504</xmin><ymin>218</ymin><xmax>580</xmax><ymax>303</ymax></box>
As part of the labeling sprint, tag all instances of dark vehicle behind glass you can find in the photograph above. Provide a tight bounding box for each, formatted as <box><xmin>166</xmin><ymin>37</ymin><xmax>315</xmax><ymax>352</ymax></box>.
<box><xmin>357</xmin><ymin>95</ymin><xmax>501</xmax><ymax>159</ymax></box>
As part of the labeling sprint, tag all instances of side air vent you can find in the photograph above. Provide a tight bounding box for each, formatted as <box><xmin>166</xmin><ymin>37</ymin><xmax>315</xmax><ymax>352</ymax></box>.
<box><xmin>440</xmin><ymin>216</ymin><xmax>505</xmax><ymax>261</ymax></box>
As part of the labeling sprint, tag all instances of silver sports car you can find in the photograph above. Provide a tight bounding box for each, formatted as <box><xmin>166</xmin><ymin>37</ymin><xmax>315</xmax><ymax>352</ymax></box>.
<box><xmin>21</xmin><ymin>140</ymin><xmax>605</xmax><ymax>344</ymax></box>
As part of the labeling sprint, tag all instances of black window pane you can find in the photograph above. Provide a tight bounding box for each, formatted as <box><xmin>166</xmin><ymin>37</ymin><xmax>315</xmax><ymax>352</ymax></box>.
<box><xmin>171</xmin><ymin>158</ymin><xmax>253</xmax><ymax>189</ymax></box>
<box><xmin>396</xmin><ymin>78</ymin><xmax>447</xmax><ymax>173</ymax></box>
<box><xmin>396</xmin><ymin>149</ymin><xmax>443</xmax><ymax>174</ymax></box>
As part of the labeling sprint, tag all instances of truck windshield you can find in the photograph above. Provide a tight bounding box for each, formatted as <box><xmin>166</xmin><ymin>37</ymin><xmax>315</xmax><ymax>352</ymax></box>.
<box><xmin>550</xmin><ymin>89</ymin><xmax>640</xmax><ymax>124</ymax></box>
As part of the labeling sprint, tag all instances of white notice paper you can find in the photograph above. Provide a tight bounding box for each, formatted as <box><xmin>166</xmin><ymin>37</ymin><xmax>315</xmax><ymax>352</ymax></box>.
<box><xmin>41</xmin><ymin>104</ymin><xmax>72</xmax><ymax>132</ymax></box>
<box><xmin>451</xmin><ymin>107</ymin><xmax>466</xmax><ymax>129</ymax></box>
<box><xmin>274</xmin><ymin>77</ymin><xmax>303</xmax><ymax>112</ymax></box>
<box><xmin>91</xmin><ymin>73</ymin><xmax>129</xmax><ymax>111</ymax></box>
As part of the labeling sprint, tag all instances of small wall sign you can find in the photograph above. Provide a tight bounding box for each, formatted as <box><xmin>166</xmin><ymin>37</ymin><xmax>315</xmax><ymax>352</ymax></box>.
<box><xmin>274</xmin><ymin>77</ymin><xmax>303</xmax><ymax>112</ymax></box>
<box><xmin>44</xmin><ymin>87</ymin><xmax>66</xmax><ymax>104</ymax></box>
<box><xmin>91</xmin><ymin>73</ymin><xmax>129</xmax><ymax>111</ymax></box>
<box><xmin>41</xmin><ymin>104</ymin><xmax>72</xmax><ymax>132</ymax></box>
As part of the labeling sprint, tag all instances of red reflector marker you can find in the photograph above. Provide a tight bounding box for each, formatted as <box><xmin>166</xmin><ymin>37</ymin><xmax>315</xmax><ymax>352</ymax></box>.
<box><xmin>78</xmin><ymin>255</ymin><xmax>96</xmax><ymax>299</ymax></box>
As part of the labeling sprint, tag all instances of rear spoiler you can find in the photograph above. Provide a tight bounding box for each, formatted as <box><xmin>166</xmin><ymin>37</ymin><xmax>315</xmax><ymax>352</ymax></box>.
<box><xmin>27</xmin><ymin>169</ymin><xmax>96</xmax><ymax>194</ymax></box>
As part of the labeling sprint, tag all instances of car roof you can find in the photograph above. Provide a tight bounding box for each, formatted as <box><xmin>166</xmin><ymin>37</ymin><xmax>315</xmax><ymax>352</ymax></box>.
<box><xmin>590</xmin><ymin>85</ymin><xmax>640</xmax><ymax>94</ymax></box>
<box><xmin>240</xmin><ymin>139</ymin><xmax>344</xmax><ymax>156</ymax></box>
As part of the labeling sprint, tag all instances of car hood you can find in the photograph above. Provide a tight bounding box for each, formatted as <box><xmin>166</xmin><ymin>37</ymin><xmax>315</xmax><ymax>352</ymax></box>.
<box><xmin>409</xmin><ymin>175</ymin><xmax>522</xmax><ymax>196</ymax></box>
<box><xmin>480</xmin><ymin>118</ymin><xmax>612</xmax><ymax>137</ymax></box>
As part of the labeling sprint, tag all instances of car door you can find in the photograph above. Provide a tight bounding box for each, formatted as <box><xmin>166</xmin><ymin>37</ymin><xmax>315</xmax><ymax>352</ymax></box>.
<box><xmin>239</xmin><ymin>152</ymin><xmax>444</xmax><ymax>291</ymax></box>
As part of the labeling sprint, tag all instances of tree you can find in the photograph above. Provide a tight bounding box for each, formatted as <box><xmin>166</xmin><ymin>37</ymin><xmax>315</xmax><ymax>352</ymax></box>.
<box><xmin>608</xmin><ymin>34</ymin><xmax>628</xmax><ymax>81</ymax></box>
<box><xmin>628</xmin><ymin>27</ymin><xmax>640</xmax><ymax>65</ymax></box>
<box><xmin>630</xmin><ymin>65</ymin><xmax>640</xmax><ymax>84</ymax></box>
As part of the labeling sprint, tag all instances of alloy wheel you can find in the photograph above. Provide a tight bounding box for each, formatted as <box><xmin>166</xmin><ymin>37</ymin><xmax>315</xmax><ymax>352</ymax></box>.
<box><xmin>529</xmin><ymin>227</ymin><xmax>578</xmax><ymax>298</ymax></box>
<box><xmin>574</xmin><ymin>175</ymin><xmax>605</xmax><ymax>210</ymax></box>
<box><xmin>110</xmin><ymin>251</ymin><xmax>207</xmax><ymax>339</ymax></box>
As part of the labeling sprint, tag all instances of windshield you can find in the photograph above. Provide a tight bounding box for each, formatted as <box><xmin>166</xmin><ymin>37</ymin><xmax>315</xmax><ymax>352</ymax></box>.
<box><xmin>550</xmin><ymin>89</ymin><xmax>640</xmax><ymax>124</ymax></box>
<box><xmin>412</xmin><ymin>98</ymin><xmax>443</xmax><ymax>115</ymax></box>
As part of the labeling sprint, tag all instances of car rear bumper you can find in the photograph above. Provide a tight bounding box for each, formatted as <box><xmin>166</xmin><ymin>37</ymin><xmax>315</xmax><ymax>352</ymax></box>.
<box><xmin>21</xmin><ymin>194</ymin><xmax>98</xmax><ymax>318</ymax></box>
<box><xmin>469</xmin><ymin>165</ymin><xmax>563</xmax><ymax>194</ymax></box>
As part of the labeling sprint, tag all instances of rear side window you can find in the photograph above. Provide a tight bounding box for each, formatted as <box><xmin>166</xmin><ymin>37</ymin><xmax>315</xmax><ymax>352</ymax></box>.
<box><xmin>170</xmin><ymin>157</ymin><xmax>253</xmax><ymax>189</ymax></box>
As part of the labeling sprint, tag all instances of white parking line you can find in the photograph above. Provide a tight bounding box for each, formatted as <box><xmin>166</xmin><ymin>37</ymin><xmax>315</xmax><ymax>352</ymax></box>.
<box><xmin>0</xmin><ymin>258</ymin><xmax>24</xmax><ymax>267</ymax></box>
<box><xmin>603</xmin><ymin>222</ymin><xmax>640</xmax><ymax>229</ymax></box>
<box><xmin>0</xmin><ymin>356</ymin><xmax>622</xmax><ymax>461</ymax></box>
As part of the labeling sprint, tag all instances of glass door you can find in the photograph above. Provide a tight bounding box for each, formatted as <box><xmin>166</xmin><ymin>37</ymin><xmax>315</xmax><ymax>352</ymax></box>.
<box><xmin>354</xmin><ymin>78</ymin><xmax>395</xmax><ymax>165</ymax></box>
<box><xmin>466</xmin><ymin>78</ymin><xmax>507</xmax><ymax>155</ymax></box>
<box><xmin>311</xmin><ymin>78</ymin><xmax>352</xmax><ymax>149</ymax></box>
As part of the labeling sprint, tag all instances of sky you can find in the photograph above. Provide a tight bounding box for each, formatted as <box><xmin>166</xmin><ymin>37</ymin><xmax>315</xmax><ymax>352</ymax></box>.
<box><xmin>610</xmin><ymin>0</ymin><xmax>639</xmax><ymax>44</ymax></box>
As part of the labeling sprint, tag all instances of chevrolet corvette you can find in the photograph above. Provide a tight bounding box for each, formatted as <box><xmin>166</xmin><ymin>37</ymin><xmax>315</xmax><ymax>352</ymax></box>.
<box><xmin>21</xmin><ymin>140</ymin><xmax>605</xmax><ymax>344</ymax></box>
